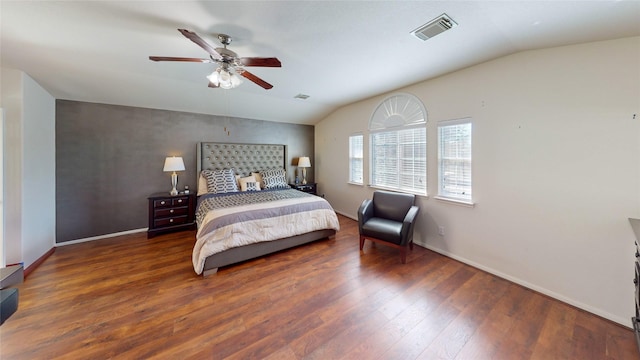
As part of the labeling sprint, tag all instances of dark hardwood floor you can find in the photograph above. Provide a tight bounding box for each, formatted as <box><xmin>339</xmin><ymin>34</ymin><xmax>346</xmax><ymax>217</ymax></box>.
<box><xmin>1</xmin><ymin>215</ymin><xmax>636</xmax><ymax>359</ymax></box>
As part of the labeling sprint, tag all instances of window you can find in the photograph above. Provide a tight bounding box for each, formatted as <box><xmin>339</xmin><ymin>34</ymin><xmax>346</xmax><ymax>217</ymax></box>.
<box><xmin>371</xmin><ymin>127</ymin><xmax>426</xmax><ymax>194</ymax></box>
<box><xmin>437</xmin><ymin>118</ymin><xmax>472</xmax><ymax>203</ymax></box>
<box><xmin>369</xmin><ymin>93</ymin><xmax>427</xmax><ymax>195</ymax></box>
<box><xmin>349</xmin><ymin>134</ymin><xmax>363</xmax><ymax>184</ymax></box>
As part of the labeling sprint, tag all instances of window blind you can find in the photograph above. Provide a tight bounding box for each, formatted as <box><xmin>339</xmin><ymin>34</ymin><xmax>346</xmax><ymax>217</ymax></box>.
<box><xmin>371</xmin><ymin>127</ymin><xmax>426</xmax><ymax>194</ymax></box>
<box><xmin>349</xmin><ymin>134</ymin><xmax>363</xmax><ymax>184</ymax></box>
<box><xmin>438</xmin><ymin>119</ymin><xmax>472</xmax><ymax>200</ymax></box>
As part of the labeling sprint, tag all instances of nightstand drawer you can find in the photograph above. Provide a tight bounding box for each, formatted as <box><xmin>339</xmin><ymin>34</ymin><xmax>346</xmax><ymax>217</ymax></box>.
<box><xmin>153</xmin><ymin>196</ymin><xmax>189</xmax><ymax>208</ymax></box>
<box><xmin>154</xmin><ymin>215</ymin><xmax>188</xmax><ymax>228</ymax></box>
<box><xmin>172</xmin><ymin>197</ymin><xmax>189</xmax><ymax>206</ymax></box>
<box><xmin>153</xmin><ymin>198</ymin><xmax>172</xmax><ymax>208</ymax></box>
<box><xmin>155</xmin><ymin>207</ymin><xmax>188</xmax><ymax>218</ymax></box>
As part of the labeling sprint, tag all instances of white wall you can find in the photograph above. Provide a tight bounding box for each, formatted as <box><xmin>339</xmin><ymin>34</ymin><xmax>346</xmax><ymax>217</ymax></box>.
<box><xmin>0</xmin><ymin>68</ymin><xmax>56</xmax><ymax>268</ymax></box>
<box><xmin>1</xmin><ymin>68</ymin><xmax>24</xmax><ymax>265</ymax></box>
<box><xmin>21</xmin><ymin>74</ymin><xmax>56</xmax><ymax>266</ymax></box>
<box><xmin>315</xmin><ymin>36</ymin><xmax>640</xmax><ymax>326</ymax></box>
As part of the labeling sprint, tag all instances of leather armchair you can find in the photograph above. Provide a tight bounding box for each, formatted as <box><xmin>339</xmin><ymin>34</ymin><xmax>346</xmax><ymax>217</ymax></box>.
<box><xmin>358</xmin><ymin>190</ymin><xmax>420</xmax><ymax>264</ymax></box>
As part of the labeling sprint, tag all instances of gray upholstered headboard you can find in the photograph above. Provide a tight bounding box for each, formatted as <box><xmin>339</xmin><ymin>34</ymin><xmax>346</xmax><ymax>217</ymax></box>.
<box><xmin>197</xmin><ymin>142</ymin><xmax>287</xmax><ymax>177</ymax></box>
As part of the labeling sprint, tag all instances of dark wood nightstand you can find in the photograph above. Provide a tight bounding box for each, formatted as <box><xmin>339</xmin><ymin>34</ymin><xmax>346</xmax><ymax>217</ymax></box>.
<box><xmin>290</xmin><ymin>183</ymin><xmax>317</xmax><ymax>195</ymax></box>
<box><xmin>147</xmin><ymin>192</ymin><xmax>196</xmax><ymax>238</ymax></box>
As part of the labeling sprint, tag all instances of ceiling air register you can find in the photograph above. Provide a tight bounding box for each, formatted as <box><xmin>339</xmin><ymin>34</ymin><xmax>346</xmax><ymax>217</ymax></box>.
<box><xmin>411</xmin><ymin>13</ymin><xmax>458</xmax><ymax>41</ymax></box>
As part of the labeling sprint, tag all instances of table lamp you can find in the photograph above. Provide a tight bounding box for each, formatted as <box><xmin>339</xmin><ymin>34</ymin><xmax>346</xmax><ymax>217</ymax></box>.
<box><xmin>163</xmin><ymin>156</ymin><xmax>185</xmax><ymax>195</ymax></box>
<box><xmin>298</xmin><ymin>157</ymin><xmax>311</xmax><ymax>185</ymax></box>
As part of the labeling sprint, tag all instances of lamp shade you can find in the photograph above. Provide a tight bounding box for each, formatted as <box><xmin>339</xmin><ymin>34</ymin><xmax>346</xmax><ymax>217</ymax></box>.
<box><xmin>163</xmin><ymin>156</ymin><xmax>185</xmax><ymax>172</ymax></box>
<box><xmin>298</xmin><ymin>157</ymin><xmax>311</xmax><ymax>168</ymax></box>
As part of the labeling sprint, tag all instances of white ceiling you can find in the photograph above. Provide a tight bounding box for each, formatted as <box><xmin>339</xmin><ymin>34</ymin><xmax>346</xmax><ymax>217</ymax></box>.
<box><xmin>2</xmin><ymin>1</ymin><xmax>639</xmax><ymax>125</ymax></box>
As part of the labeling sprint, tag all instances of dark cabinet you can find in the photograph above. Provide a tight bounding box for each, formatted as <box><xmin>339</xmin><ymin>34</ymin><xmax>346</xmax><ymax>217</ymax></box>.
<box><xmin>290</xmin><ymin>183</ymin><xmax>317</xmax><ymax>195</ymax></box>
<box><xmin>147</xmin><ymin>193</ymin><xmax>196</xmax><ymax>238</ymax></box>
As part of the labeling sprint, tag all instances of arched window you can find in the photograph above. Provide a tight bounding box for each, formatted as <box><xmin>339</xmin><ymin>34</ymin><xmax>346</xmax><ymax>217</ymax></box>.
<box><xmin>369</xmin><ymin>93</ymin><xmax>427</xmax><ymax>195</ymax></box>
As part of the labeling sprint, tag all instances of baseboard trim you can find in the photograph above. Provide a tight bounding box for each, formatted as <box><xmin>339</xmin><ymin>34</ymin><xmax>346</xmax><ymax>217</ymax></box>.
<box><xmin>56</xmin><ymin>228</ymin><xmax>148</xmax><ymax>247</ymax></box>
<box><xmin>334</xmin><ymin>210</ymin><xmax>357</xmax><ymax>221</ymax></box>
<box><xmin>415</xmin><ymin>240</ymin><xmax>630</xmax><ymax>328</ymax></box>
<box><xmin>24</xmin><ymin>248</ymin><xmax>55</xmax><ymax>279</ymax></box>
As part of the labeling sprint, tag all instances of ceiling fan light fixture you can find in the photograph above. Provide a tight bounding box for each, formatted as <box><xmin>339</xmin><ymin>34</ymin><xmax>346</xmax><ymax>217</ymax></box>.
<box><xmin>207</xmin><ymin>68</ymin><xmax>221</xmax><ymax>86</ymax></box>
<box><xmin>230</xmin><ymin>73</ymin><xmax>243</xmax><ymax>88</ymax></box>
<box><xmin>219</xmin><ymin>69</ymin><xmax>232</xmax><ymax>89</ymax></box>
<box><xmin>207</xmin><ymin>67</ymin><xmax>243</xmax><ymax>89</ymax></box>
<box><xmin>154</xmin><ymin>29</ymin><xmax>278</xmax><ymax>90</ymax></box>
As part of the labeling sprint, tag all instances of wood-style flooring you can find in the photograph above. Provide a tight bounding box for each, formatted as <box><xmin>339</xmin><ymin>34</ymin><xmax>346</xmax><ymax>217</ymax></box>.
<box><xmin>0</xmin><ymin>215</ymin><xmax>636</xmax><ymax>359</ymax></box>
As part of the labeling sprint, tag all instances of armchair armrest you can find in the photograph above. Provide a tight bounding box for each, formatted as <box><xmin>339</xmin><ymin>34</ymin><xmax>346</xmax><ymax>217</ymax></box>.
<box><xmin>400</xmin><ymin>205</ymin><xmax>420</xmax><ymax>245</ymax></box>
<box><xmin>357</xmin><ymin>199</ymin><xmax>373</xmax><ymax>232</ymax></box>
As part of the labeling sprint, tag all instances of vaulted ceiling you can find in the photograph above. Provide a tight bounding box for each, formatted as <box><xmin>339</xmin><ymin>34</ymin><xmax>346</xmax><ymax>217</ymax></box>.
<box><xmin>2</xmin><ymin>1</ymin><xmax>639</xmax><ymax>125</ymax></box>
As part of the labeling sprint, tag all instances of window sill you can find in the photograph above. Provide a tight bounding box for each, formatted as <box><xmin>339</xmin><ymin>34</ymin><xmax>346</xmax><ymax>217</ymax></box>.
<box><xmin>348</xmin><ymin>182</ymin><xmax>364</xmax><ymax>186</ymax></box>
<box><xmin>368</xmin><ymin>185</ymin><xmax>428</xmax><ymax>198</ymax></box>
<box><xmin>434</xmin><ymin>196</ymin><xmax>475</xmax><ymax>208</ymax></box>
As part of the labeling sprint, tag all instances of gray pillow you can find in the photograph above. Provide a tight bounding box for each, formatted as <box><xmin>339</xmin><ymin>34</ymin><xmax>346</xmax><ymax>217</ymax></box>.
<box><xmin>202</xmin><ymin>169</ymin><xmax>239</xmax><ymax>194</ymax></box>
<box><xmin>261</xmin><ymin>168</ymin><xmax>288</xmax><ymax>189</ymax></box>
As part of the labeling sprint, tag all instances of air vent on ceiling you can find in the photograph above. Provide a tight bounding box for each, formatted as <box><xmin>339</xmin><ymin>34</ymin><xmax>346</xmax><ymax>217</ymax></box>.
<box><xmin>411</xmin><ymin>13</ymin><xmax>458</xmax><ymax>41</ymax></box>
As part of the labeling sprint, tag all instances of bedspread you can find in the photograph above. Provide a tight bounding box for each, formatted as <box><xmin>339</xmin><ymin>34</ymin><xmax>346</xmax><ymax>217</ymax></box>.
<box><xmin>193</xmin><ymin>189</ymin><xmax>340</xmax><ymax>274</ymax></box>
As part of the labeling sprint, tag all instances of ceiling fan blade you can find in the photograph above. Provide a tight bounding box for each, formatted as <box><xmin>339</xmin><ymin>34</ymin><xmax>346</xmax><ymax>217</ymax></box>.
<box><xmin>237</xmin><ymin>69</ymin><xmax>273</xmax><ymax>89</ymax></box>
<box><xmin>208</xmin><ymin>81</ymin><xmax>219</xmax><ymax>88</ymax></box>
<box><xmin>239</xmin><ymin>57</ymin><xmax>282</xmax><ymax>67</ymax></box>
<box><xmin>177</xmin><ymin>29</ymin><xmax>223</xmax><ymax>61</ymax></box>
<box><xmin>149</xmin><ymin>56</ymin><xmax>212</xmax><ymax>63</ymax></box>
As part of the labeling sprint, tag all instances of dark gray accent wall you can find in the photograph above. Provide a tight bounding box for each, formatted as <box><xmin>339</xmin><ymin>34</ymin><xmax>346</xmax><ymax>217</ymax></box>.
<box><xmin>56</xmin><ymin>100</ymin><xmax>315</xmax><ymax>243</ymax></box>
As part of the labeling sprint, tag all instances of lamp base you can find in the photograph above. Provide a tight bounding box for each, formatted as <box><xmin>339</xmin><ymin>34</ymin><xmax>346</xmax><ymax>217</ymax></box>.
<box><xmin>170</xmin><ymin>172</ymin><xmax>179</xmax><ymax>196</ymax></box>
<box><xmin>302</xmin><ymin>168</ymin><xmax>307</xmax><ymax>184</ymax></box>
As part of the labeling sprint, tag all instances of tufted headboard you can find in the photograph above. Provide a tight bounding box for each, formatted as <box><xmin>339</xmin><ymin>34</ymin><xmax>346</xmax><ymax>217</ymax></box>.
<box><xmin>197</xmin><ymin>142</ymin><xmax>287</xmax><ymax>177</ymax></box>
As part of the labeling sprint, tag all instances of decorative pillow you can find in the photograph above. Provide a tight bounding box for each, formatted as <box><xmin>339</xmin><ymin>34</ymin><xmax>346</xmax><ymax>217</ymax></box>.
<box><xmin>202</xmin><ymin>169</ymin><xmax>239</xmax><ymax>194</ymax></box>
<box><xmin>245</xmin><ymin>181</ymin><xmax>260</xmax><ymax>191</ymax></box>
<box><xmin>197</xmin><ymin>172</ymin><xmax>209</xmax><ymax>196</ymax></box>
<box><xmin>239</xmin><ymin>176</ymin><xmax>261</xmax><ymax>191</ymax></box>
<box><xmin>251</xmin><ymin>172</ymin><xmax>265</xmax><ymax>189</ymax></box>
<box><xmin>261</xmin><ymin>168</ymin><xmax>288</xmax><ymax>189</ymax></box>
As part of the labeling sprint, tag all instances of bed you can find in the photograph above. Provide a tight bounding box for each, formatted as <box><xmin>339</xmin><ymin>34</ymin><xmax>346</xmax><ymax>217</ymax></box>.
<box><xmin>194</xmin><ymin>142</ymin><xmax>340</xmax><ymax>276</ymax></box>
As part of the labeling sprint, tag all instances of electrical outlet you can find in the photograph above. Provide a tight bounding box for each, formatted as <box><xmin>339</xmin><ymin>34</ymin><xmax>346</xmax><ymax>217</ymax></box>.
<box><xmin>438</xmin><ymin>226</ymin><xmax>445</xmax><ymax>236</ymax></box>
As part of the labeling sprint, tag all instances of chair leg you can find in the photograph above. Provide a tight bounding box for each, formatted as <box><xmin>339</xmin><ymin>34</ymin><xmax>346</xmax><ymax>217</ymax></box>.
<box><xmin>361</xmin><ymin>236</ymin><xmax>411</xmax><ymax>263</ymax></box>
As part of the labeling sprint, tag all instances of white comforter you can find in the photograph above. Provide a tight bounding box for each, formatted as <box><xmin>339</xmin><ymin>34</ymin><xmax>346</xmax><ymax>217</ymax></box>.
<box><xmin>193</xmin><ymin>193</ymin><xmax>340</xmax><ymax>274</ymax></box>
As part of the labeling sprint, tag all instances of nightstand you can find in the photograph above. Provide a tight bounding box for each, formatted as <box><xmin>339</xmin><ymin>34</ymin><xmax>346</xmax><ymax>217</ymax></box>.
<box><xmin>147</xmin><ymin>192</ymin><xmax>196</xmax><ymax>238</ymax></box>
<box><xmin>290</xmin><ymin>183</ymin><xmax>317</xmax><ymax>195</ymax></box>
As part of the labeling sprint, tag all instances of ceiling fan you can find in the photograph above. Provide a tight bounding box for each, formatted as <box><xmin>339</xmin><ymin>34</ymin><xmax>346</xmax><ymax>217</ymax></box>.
<box><xmin>150</xmin><ymin>29</ymin><xmax>281</xmax><ymax>90</ymax></box>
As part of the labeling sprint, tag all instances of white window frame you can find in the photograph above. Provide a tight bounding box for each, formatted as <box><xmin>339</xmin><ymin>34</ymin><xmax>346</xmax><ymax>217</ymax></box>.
<box><xmin>436</xmin><ymin>117</ymin><xmax>474</xmax><ymax>206</ymax></box>
<box><xmin>368</xmin><ymin>93</ymin><xmax>427</xmax><ymax>196</ymax></box>
<box><xmin>348</xmin><ymin>133</ymin><xmax>364</xmax><ymax>185</ymax></box>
